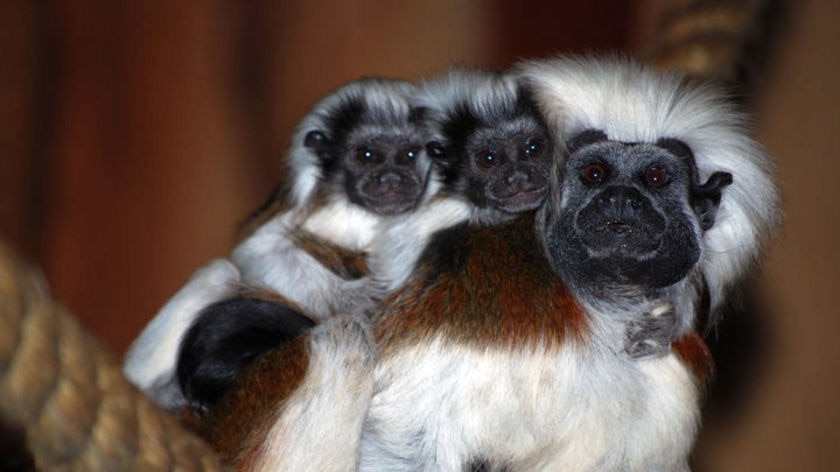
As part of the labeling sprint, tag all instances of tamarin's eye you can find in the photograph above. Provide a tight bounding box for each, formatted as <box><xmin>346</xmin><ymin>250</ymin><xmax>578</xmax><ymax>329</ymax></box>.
<box><xmin>476</xmin><ymin>150</ymin><xmax>502</xmax><ymax>168</ymax></box>
<box><xmin>403</xmin><ymin>148</ymin><xmax>418</xmax><ymax>160</ymax></box>
<box><xmin>356</xmin><ymin>148</ymin><xmax>382</xmax><ymax>164</ymax></box>
<box><xmin>581</xmin><ymin>163</ymin><xmax>608</xmax><ymax>184</ymax></box>
<box><xmin>642</xmin><ymin>166</ymin><xmax>670</xmax><ymax>188</ymax></box>
<box><xmin>522</xmin><ymin>138</ymin><xmax>544</xmax><ymax>158</ymax></box>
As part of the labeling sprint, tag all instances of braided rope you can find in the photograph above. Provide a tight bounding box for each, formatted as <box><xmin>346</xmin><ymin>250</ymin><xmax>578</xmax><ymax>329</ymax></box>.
<box><xmin>0</xmin><ymin>243</ymin><xmax>221</xmax><ymax>472</ymax></box>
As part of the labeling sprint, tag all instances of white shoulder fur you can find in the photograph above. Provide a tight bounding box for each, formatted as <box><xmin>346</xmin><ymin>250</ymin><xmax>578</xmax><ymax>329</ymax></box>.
<box><xmin>231</xmin><ymin>200</ymin><xmax>385</xmax><ymax>319</ymax></box>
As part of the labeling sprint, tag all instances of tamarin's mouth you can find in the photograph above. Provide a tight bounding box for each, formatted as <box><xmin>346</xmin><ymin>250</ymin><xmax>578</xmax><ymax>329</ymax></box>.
<box><xmin>494</xmin><ymin>187</ymin><xmax>548</xmax><ymax>213</ymax></box>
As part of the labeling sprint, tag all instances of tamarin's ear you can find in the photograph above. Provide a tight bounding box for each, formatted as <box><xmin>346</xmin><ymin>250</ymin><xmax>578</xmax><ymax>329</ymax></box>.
<box><xmin>692</xmin><ymin>171</ymin><xmax>733</xmax><ymax>230</ymax></box>
<box><xmin>303</xmin><ymin>130</ymin><xmax>330</xmax><ymax>151</ymax></box>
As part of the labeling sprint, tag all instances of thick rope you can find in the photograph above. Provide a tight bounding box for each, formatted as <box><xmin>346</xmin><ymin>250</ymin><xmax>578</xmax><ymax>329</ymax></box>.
<box><xmin>644</xmin><ymin>0</ymin><xmax>768</xmax><ymax>83</ymax></box>
<box><xmin>0</xmin><ymin>242</ymin><xmax>221</xmax><ymax>472</ymax></box>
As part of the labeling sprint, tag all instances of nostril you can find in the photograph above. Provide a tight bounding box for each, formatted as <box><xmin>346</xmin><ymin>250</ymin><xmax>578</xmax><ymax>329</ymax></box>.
<box><xmin>598</xmin><ymin>186</ymin><xmax>644</xmax><ymax>214</ymax></box>
<box><xmin>598</xmin><ymin>194</ymin><xmax>615</xmax><ymax>205</ymax></box>
<box><xmin>505</xmin><ymin>170</ymin><xmax>529</xmax><ymax>187</ymax></box>
<box><xmin>377</xmin><ymin>172</ymin><xmax>403</xmax><ymax>185</ymax></box>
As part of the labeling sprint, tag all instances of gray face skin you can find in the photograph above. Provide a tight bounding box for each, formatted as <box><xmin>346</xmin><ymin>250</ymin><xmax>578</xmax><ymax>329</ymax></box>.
<box><xmin>542</xmin><ymin>129</ymin><xmax>732</xmax><ymax>302</ymax></box>
<box><xmin>426</xmin><ymin>85</ymin><xmax>552</xmax><ymax>222</ymax></box>
<box><xmin>303</xmin><ymin>102</ymin><xmax>434</xmax><ymax>217</ymax></box>
<box><xmin>340</xmin><ymin>131</ymin><xmax>428</xmax><ymax>215</ymax></box>
<box><xmin>539</xmin><ymin>129</ymin><xmax>732</xmax><ymax>359</ymax></box>
<box><xmin>458</xmin><ymin>116</ymin><xmax>551</xmax><ymax>214</ymax></box>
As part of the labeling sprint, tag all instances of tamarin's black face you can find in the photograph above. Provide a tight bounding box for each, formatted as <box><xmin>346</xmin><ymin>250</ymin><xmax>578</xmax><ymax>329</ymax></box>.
<box><xmin>428</xmin><ymin>86</ymin><xmax>552</xmax><ymax>216</ymax></box>
<box><xmin>340</xmin><ymin>129</ymin><xmax>428</xmax><ymax>215</ymax></box>
<box><xmin>304</xmin><ymin>97</ymin><xmax>433</xmax><ymax>216</ymax></box>
<box><xmin>458</xmin><ymin>114</ymin><xmax>550</xmax><ymax>213</ymax></box>
<box><xmin>541</xmin><ymin>129</ymin><xmax>732</xmax><ymax>297</ymax></box>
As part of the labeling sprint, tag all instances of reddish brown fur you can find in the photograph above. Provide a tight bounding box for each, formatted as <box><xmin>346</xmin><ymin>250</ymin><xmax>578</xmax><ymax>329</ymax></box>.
<box><xmin>672</xmin><ymin>332</ymin><xmax>715</xmax><ymax>386</ymax></box>
<box><xmin>288</xmin><ymin>227</ymin><xmax>370</xmax><ymax>280</ymax></box>
<box><xmin>189</xmin><ymin>214</ymin><xmax>712</xmax><ymax>465</ymax></box>
<box><xmin>374</xmin><ymin>213</ymin><xmax>589</xmax><ymax>353</ymax></box>
<box><xmin>184</xmin><ymin>336</ymin><xmax>310</xmax><ymax>469</ymax></box>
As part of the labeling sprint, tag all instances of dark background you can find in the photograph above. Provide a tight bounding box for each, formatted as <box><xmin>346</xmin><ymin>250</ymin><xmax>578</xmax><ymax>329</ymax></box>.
<box><xmin>1</xmin><ymin>1</ymin><xmax>838</xmax><ymax>470</ymax></box>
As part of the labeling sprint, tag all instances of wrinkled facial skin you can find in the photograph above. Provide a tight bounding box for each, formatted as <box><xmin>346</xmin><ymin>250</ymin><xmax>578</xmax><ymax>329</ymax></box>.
<box><xmin>305</xmin><ymin>127</ymin><xmax>431</xmax><ymax>216</ymax></box>
<box><xmin>342</xmin><ymin>131</ymin><xmax>429</xmax><ymax>215</ymax></box>
<box><xmin>430</xmin><ymin>112</ymin><xmax>552</xmax><ymax>215</ymax></box>
<box><xmin>462</xmin><ymin>117</ymin><xmax>552</xmax><ymax>213</ymax></box>
<box><xmin>541</xmin><ymin>132</ymin><xmax>731</xmax><ymax>295</ymax></box>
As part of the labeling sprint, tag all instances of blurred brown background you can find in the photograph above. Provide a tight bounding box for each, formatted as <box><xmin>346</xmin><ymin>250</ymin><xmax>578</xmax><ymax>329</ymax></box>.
<box><xmin>1</xmin><ymin>0</ymin><xmax>838</xmax><ymax>470</ymax></box>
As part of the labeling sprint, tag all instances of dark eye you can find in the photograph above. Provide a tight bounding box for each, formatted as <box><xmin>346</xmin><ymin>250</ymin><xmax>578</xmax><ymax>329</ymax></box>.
<box><xmin>522</xmin><ymin>138</ymin><xmax>544</xmax><ymax>159</ymax></box>
<box><xmin>355</xmin><ymin>148</ymin><xmax>380</xmax><ymax>164</ymax></box>
<box><xmin>581</xmin><ymin>163</ymin><xmax>608</xmax><ymax>184</ymax></box>
<box><xmin>476</xmin><ymin>150</ymin><xmax>501</xmax><ymax>168</ymax></box>
<box><xmin>426</xmin><ymin>141</ymin><xmax>445</xmax><ymax>158</ymax></box>
<box><xmin>643</xmin><ymin>166</ymin><xmax>670</xmax><ymax>188</ymax></box>
<box><xmin>403</xmin><ymin>148</ymin><xmax>418</xmax><ymax>160</ymax></box>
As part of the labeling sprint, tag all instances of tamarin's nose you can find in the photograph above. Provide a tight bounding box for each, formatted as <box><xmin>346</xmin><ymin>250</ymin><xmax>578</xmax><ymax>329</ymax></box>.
<box><xmin>598</xmin><ymin>186</ymin><xmax>644</xmax><ymax>219</ymax></box>
<box><xmin>505</xmin><ymin>170</ymin><xmax>530</xmax><ymax>189</ymax></box>
<box><xmin>377</xmin><ymin>171</ymin><xmax>405</xmax><ymax>186</ymax></box>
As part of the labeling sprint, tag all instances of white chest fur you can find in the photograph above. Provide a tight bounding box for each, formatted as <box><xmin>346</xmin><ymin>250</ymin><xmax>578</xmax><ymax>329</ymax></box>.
<box><xmin>359</xmin><ymin>338</ymin><xmax>699</xmax><ymax>472</ymax></box>
<box><xmin>231</xmin><ymin>200</ymin><xmax>382</xmax><ymax>319</ymax></box>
